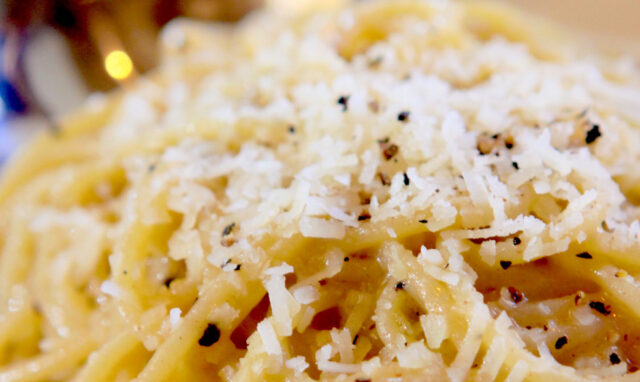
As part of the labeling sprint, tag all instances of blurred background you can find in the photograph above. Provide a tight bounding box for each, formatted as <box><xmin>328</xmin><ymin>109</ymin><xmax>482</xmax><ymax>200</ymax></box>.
<box><xmin>0</xmin><ymin>0</ymin><xmax>263</xmax><ymax>163</ymax></box>
<box><xmin>0</xmin><ymin>0</ymin><xmax>639</xmax><ymax>164</ymax></box>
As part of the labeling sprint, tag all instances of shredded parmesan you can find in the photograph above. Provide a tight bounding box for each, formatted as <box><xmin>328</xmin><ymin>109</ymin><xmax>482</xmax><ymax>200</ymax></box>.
<box><xmin>257</xmin><ymin>320</ymin><xmax>282</xmax><ymax>356</ymax></box>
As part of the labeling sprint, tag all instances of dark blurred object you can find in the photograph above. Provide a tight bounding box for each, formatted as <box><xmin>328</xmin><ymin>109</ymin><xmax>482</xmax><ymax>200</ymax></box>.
<box><xmin>1</xmin><ymin>0</ymin><xmax>46</xmax><ymax>117</ymax></box>
<box><xmin>0</xmin><ymin>0</ymin><xmax>261</xmax><ymax>119</ymax></box>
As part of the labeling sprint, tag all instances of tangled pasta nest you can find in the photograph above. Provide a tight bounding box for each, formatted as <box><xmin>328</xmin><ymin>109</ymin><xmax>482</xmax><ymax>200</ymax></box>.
<box><xmin>1</xmin><ymin>1</ymin><xmax>640</xmax><ymax>381</ymax></box>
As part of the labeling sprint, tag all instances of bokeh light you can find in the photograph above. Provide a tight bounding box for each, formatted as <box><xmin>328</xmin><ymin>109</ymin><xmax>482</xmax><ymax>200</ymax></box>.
<box><xmin>104</xmin><ymin>50</ymin><xmax>133</xmax><ymax>80</ymax></box>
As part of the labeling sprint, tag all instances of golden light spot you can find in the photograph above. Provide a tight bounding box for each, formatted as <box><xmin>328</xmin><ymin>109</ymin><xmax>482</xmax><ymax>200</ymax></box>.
<box><xmin>104</xmin><ymin>50</ymin><xmax>133</xmax><ymax>80</ymax></box>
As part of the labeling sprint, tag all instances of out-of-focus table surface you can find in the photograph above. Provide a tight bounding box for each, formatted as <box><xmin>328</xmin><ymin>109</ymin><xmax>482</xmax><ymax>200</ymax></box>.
<box><xmin>498</xmin><ymin>0</ymin><xmax>640</xmax><ymax>56</ymax></box>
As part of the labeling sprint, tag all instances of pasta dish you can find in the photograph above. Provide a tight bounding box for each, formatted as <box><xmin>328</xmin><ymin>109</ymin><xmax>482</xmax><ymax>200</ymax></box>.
<box><xmin>1</xmin><ymin>1</ymin><xmax>640</xmax><ymax>381</ymax></box>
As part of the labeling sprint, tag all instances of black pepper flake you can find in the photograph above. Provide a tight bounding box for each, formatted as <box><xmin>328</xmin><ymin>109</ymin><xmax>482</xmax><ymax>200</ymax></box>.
<box><xmin>378</xmin><ymin>172</ymin><xmax>391</xmax><ymax>186</ymax></box>
<box><xmin>221</xmin><ymin>238</ymin><xmax>235</xmax><ymax>247</ymax></box>
<box><xmin>418</xmin><ymin>219</ymin><xmax>428</xmax><ymax>224</ymax></box>
<box><xmin>403</xmin><ymin>172</ymin><xmax>410</xmax><ymax>186</ymax></box>
<box><xmin>500</xmin><ymin>260</ymin><xmax>512</xmax><ymax>270</ymax></box>
<box><xmin>288</xmin><ymin>125</ymin><xmax>296</xmax><ymax>134</ymax></box>
<box><xmin>358</xmin><ymin>191</ymin><xmax>372</xmax><ymax>205</ymax></box>
<box><xmin>491</xmin><ymin>134</ymin><xmax>500</xmax><ymax>139</ymax></box>
<box><xmin>555</xmin><ymin>336</ymin><xmax>568</xmax><ymax>350</ymax></box>
<box><xmin>358</xmin><ymin>212</ymin><xmax>371</xmax><ymax>221</ymax></box>
<box><xmin>222</xmin><ymin>222</ymin><xmax>236</xmax><ymax>237</ymax></box>
<box><xmin>397</xmin><ymin>111</ymin><xmax>410</xmax><ymax>122</ymax></box>
<box><xmin>352</xmin><ymin>334</ymin><xmax>359</xmax><ymax>345</ymax></box>
<box><xmin>344</xmin><ymin>257</ymin><xmax>350</xmax><ymax>262</ymax></box>
<box><xmin>610</xmin><ymin>353</ymin><xmax>621</xmax><ymax>365</ymax></box>
<box><xmin>585</xmin><ymin>124</ymin><xmax>601</xmax><ymax>144</ymax></box>
<box><xmin>234</xmin><ymin>264</ymin><xmax>242</xmax><ymax>271</ymax></box>
<box><xmin>337</xmin><ymin>95</ymin><xmax>349</xmax><ymax>111</ymax></box>
<box><xmin>382</xmin><ymin>144</ymin><xmax>399</xmax><ymax>160</ymax></box>
<box><xmin>395</xmin><ymin>281</ymin><xmax>406</xmax><ymax>291</ymax></box>
<box><xmin>512</xmin><ymin>162</ymin><xmax>519</xmax><ymax>170</ymax></box>
<box><xmin>198</xmin><ymin>323</ymin><xmax>221</xmax><ymax>346</ymax></box>
<box><xmin>576</xmin><ymin>252</ymin><xmax>592</xmax><ymax>259</ymax></box>
<box><xmin>508</xmin><ymin>286</ymin><xmax>523</xmax><ymax>303</ymax></box>
<box><xmin>513</xmin><ymin>237</ymin><xmax>521</xmax><ymax>245</ymax></box>
<box><xmin>589</xmin><ymin>301</ymin><xmax>611</xmax><ymax>315</ymax></box>
<box><xmin>505</xmin><ymin>136</ymin><xmax>514</xmax><ymax>149</ymax></box>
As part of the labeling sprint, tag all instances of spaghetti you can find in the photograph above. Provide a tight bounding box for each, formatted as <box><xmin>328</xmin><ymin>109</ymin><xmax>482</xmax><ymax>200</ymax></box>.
<box><xmin>1</xmin><ymin>1</ymin><xmax>640</xmax><ymax>381</ymax></box>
